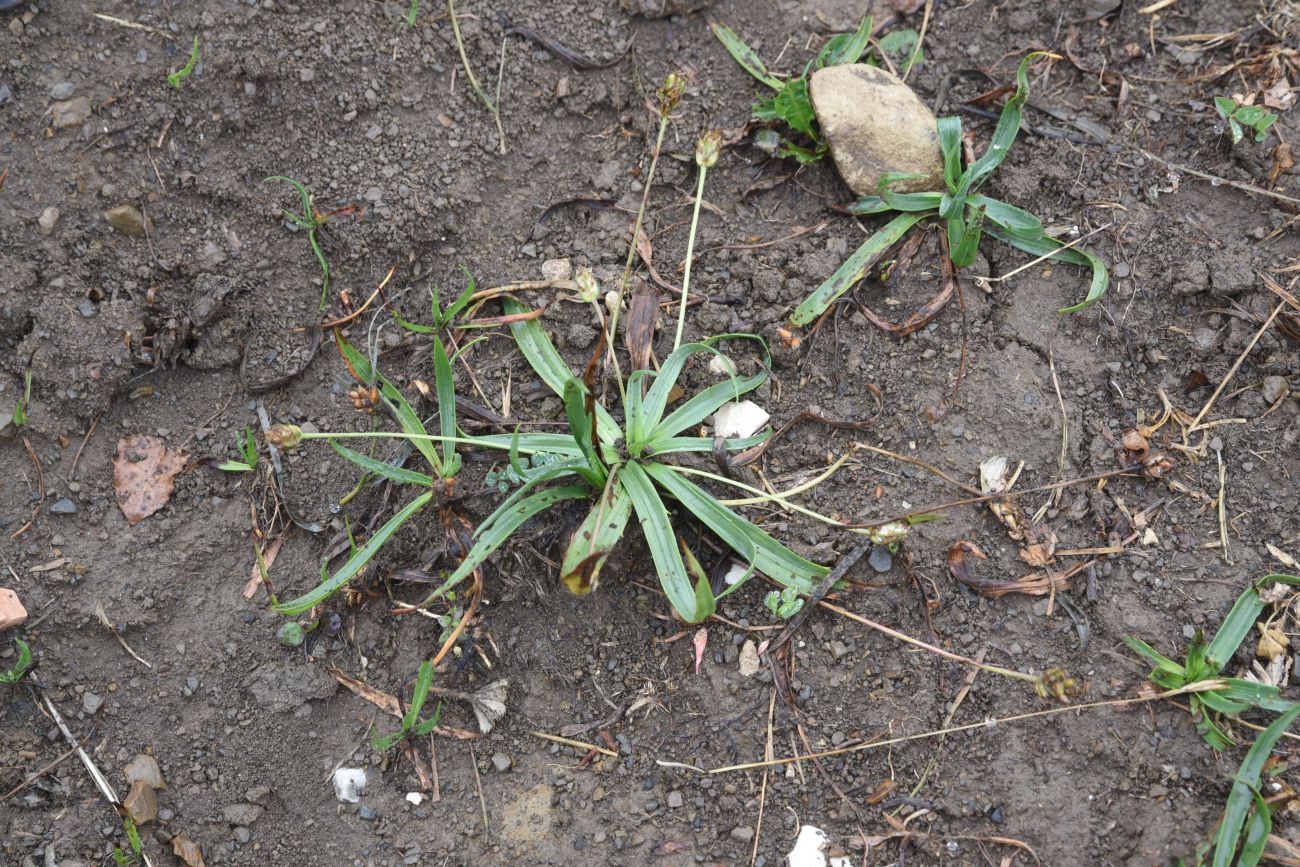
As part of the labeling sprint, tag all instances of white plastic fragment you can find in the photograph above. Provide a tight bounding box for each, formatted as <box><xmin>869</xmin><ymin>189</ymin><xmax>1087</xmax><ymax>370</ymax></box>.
<box><xmin>332</xmin><ymin>768</ymin><xmax>367</xmax><ymax>804</ymax></box>
<box><xmin>787</xmin><ymin>825</ymin><xmax>855</xmax><ymax>867</ymax></box>
<box><xmin>711</xmin><ymin>400</ymin><xmax>770</xmax><ymax>439</ymax></box>
<box><xmin>405</xmin><ymin>792</ymin><xmax>425</xmax><ymax>806</ymax></box>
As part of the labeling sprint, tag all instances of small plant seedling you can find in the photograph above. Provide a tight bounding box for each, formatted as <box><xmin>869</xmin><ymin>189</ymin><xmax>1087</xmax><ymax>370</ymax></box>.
<box><xmin>712</xmin><ymin>16</ymin><xmax>921</xmax><ymax>163</ymax></box>
<box><xmin>764</xmin><ymin>586</ymin><xmax>804</xmax><ymax>619</ymax></box>
<box><xmin>406</xmin><ymin>0</ymin><xmax>419</xmax><ymax>28</ymax></box>
<box><xmin>391</xmin><ymin>267</ymin><xmax>479</xmax><ymax>335</ymax></box>
<box><xmin>167</xmin><ymin>36</ymin><xmax>200</xmax><ymax>89</ymax></box>
<box><xmin>1124</xmin><ymin>573</ymin><xmax>1299</xmax><ymax>750</ymax></box>
<box><xmin>1214</xmin><ymin>96</ymin><xmax>1279</xmax><ymax>145</ymax></box>
<box><xmin>112</xmin><ymin>816</ymin><xmax>144</xmax><ymax>866</ymax></box>
<box><xmin>12</xmin><ymin>366</ymin><xmax>31</xmax><ymax>426</ymax></box>
<box><xmin>788</xmin><ymin>53</ymin><xmax>1109</xmax><ymax>325</ymax></box>
<box><xmin>269</xmin><ymin>331</ymin><xmax>461</xmax><ymax>616</ymax></box>
<box><xmin>0</xmin><ymin>637</ymin><xmax>33</xmax><ymax>684</ymax></box>
<box><xmin>216</xmin><ymin>427</ymin><xmax>259</xmax><ymax>472</ymax></box>
<box><xmin>372</xmin><ymin>660</ymin><xmax>442</xmax><ymax>751</ymax></box>
<box><xmin>265</xmin><ymin>176</ymin><xmax>362</xmax><ymax>309</ymax></box>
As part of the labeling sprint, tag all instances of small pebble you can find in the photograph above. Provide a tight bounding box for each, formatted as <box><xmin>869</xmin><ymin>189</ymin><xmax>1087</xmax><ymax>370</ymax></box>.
<box><xmin>50</xmin><ymin>81</ymin><xmax>75</xmax><ymax>100</ymax></box>
<box><xmin>1113</xmin><ymin>262</ymin><xmax>1131</xmax><ymax>279</ymax></box>
<box><xmin>358</xmin><ymin>805</ymin><xmax>377</xmax><ymax>821</ymax></box>
<box><xmin>299</xmin><ymin>68</ymin><xmax>316</xmax><ymax>82</ymax></box>
<box><xmin>38</xmin><ymin>207</ymin><xmax>60</xmax><ymax>236</ymax></box>
<box><xmin>730</xmin><ymin>826</ymin><xmax>755</xmax><ymax>843</ymax></box>
<box><xmin>667</xmin><ymin>791</ymin><xmax>683</xmax><ymax>808</ymax></box>
<box><xmin>50</xmin><ymin>497</ymin><xmax>78</xmax><ymax>515</ymax></box>
<box><xmin>490</xmin><ymin>753</ymin><xmax>513</xmax><ymax>773</ymax></box>
<box><xmin>83</xmin><ymin>692</ymin><xmax>103</xmax><ymax>714</ymax></box>
<box><xmin>78</xmin><ymin>298</ymin><xmax>98</xmax><ymax>318</ymax></box>
<box><xmin>868</xmin><ymin>545</ymin><xmax>893</xmax><ymax>573</ymax></box>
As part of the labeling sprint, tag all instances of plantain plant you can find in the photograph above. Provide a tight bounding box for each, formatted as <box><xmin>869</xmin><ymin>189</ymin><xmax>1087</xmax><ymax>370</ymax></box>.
<box><xmin>270</xmin><ymin>300</ymin><xmax>827</xmax><ymax>623</ymax></box>
<box><xmin>788</xmin><ymin>52</ymin><xmax>1109</xmax><ymax>326</ymax></box>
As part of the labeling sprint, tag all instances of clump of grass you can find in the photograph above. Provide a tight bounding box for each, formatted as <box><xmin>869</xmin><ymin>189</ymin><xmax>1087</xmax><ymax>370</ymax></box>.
<box><xmin>0</xmin><ymin>637</ymin><xmax>32</xmax><ymax>684</ymax></box>
<box><xmin>167</xmin><ymin>36</ymin><xmax>200</xmax><ymax>89</ymax></box>
<box><xmin>787</xmin><ymin>52</ymin><xmax>1109</xmax><ymax>326</ymax></box>
<box><xmin>405</xmin><ymin>0</ymin><xmax>420</xmax><ymax>28</ymax></box>
<box><xmin>1127</xmin><ymin>574</ymin><xmax>1300</xmax><ymax>867</ymax></box>
<box><xmin>1214</xmin><ymin>96</ymin><xmax>1279</xmax><ymax>145</ymax></box>
<box><xmin>265</xmin><ymin>176</ymin><xmax>362</xmax><ymax>309</ymax></box>
<box><xmin>215</xmin><ymin>427</ymin><xmax>258</xmax><ymax>472</ymax></box>
<box><xmin>111</xmin><ymin>817</ymin><xmax>144</xmax><ymax>866</ymax></box>
<box><xmin>373</xmin><ymin>659</ymin><xmax>443</xmax><ymax>751</ymax></box>
<box><xmin>712</xmin><ymin>16</ymin><xmax>921</xmax><ymax>163</ymax></box>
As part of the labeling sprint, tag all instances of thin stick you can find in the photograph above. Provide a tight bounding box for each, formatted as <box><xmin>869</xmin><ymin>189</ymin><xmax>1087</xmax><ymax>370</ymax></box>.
<box><xmin>699</xmin><ymin>681</ymin><xmax>1228</xmax><ymax>773</ymax></box>
<box><xmin>818</xmin><ymin>599</ymin><xmax>1042</xmax><ymax>686</ymax></box>
<box><xmin>1188</xmin><ymin>300</ymin><xmax>1283</xmax><ymax>433</ymax></box>
<box><xmin>66</xmin><ymin>414</ymin><xmax>100</xmax><ymax>484</ymax></box>
<box><xmin>901</xmin><ymin>0</ymin><xmax>933</xmax><ymax>83</ymax></box>
<box><xmin>92</xmin><ymin>12</ymin><xmax>169</xmax><ymax>37</ymax></box>
<box><xmin>750</xmin><ymin>689</ymin><xmax>776</xmax><ymax>866</ymax></box>
<box><xmin>1215</xmin><ymin>445</ymin><xmax>1231</xmax><ymax>565</ymax></box>
<box><xmin>528</xmin><ymin>730</ymin><xmax>619</xmax><ymax>757</ymax></box>
<box><xmin>95</xmin><ymin>602</ymin><xmax>153</xmax><ymax>669</ymax></box>
<box><xmin>468</xmin><ymin>742</ymin><xmax>491</xmax><ymax>837</ymax></box>
<box><xmin>447</xmin><ymin>0</ymin><xmax>505</xmax><ymax>154</ymax></box>
<box><xmin>0</xmin><ymin>744</ymin><xmax>80</xmax><ymax>803</ymax></box>
<box><xmin>1134</xmin><ymin>147</ymin><xmax>1300</xmax><ymax>207</ymax></box>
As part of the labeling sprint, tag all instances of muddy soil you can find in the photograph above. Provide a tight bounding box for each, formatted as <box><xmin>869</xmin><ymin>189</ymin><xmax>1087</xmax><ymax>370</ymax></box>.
<box><xmin>2</xmin><ymin>1</ymin><xmax>1299</xmax><ymax>865</ymax></box>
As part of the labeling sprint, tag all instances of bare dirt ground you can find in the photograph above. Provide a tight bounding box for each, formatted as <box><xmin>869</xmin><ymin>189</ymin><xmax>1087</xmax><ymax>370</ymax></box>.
<box><xmin>2</xmin><ymin>1</ymin><xmax>1300</xmax><ymax>865</ymax></box>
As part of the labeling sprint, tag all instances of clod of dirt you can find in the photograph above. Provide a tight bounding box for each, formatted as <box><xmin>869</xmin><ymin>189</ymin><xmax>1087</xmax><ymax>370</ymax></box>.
<box><xmin>619</xmin><ymin>0</ymin><xmax>710</xmax><ymax>17</ymax></box>
<box><xmin>246</xmin><ymin>661</ymin><xmax>338</xmax><ymax>714</ymax></box>
<box><xmin>0</xmin><ymin>587</ymin><xmax>27</xmax><ymax>631</ymax></box>
<box><xmin>112</xmin><ymin>435</ymin><xmax>187</xmax><ymax>525</ymax></box>
<box><xmin>738</xmin><ymin>640</ymin><xmax>760</xmax><ymax>677</ymax></box>
<box><xmin>102</xmin><ymin>204</ymin><xmax>152</xmax><ymax>236</ymax></box>
<box><xmin>171</xmin><ymin>834</ymin><xmax>206</xmax><ymax>867</ymax></box>
<box><xmin>808</xmin><ymin>64</ymin><xmax>943</xmax><ymax>195</ymax></box>
<box><xmin>332</xmin><ymin>768</ymin><xmax>367</xmax><ymax>804</ymax></box>
<box><xmin>222</xmin><ymin>803</ymin><xmax>263</xmax><ymax>826</ymax></box>
<box><xmin>50</xmin><ymin>96</ymin><xmax>91</xmax><ymax>128</ymax></box>
<box><xmin>123</xmin><ymin>754</ymin><xmax>165</xmax><ymax>790</ymax></box>
<box><xmin>123</xmin><ymin>779</ymin><xmax>159</xmax><ymax>824</ymax></box>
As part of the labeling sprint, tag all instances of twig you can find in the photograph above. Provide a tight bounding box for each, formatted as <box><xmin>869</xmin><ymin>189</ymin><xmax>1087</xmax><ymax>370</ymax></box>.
<box><xmin>901</xmin><ymin>0</ymin><xmax>933</xmax><ymax>83</ymax></box>
<box><xmin>447</xmin><ymin>0</ymin><xmax>506</xmax><ymax>154</ymax></box>
<box><xmin>1215</xmin><ymin>444</ymin><xmax>1231</xmax><ymax>565</ymax></box>
<box><xmin>95</xmin><ymin>602</ymin><xmax>153</xmax><ymax>669</ymax></box>
<box><xmin>1134</xmin><ymin>147</ymin><xmax>1300</xmax><ymax>208</ymax></box>
<box><xmin>750</xmin><ymin>689</ymin><xmax>775</xmax><ymax>866</ymax></box>
<box><xmin>528</xmin><ymin>730</ymin><xmax>618</xmax><ymax>757</ymax></box>
<box><xmin>66</xmin><ymin>414</ymin><xmax>100</xmax><ymax>484</ymax></box>
<box><xmin>10</xmin><ymin>436</ymin><xmax>45</xmax><ymax>539</ymax></box>
<box><xmin>92</xmin><ymin>12</ymin><xmax>170</xmax><ymax>38</ymax></box>
<box><xmin>468</xmin><ymin>743</ymin><xmax>491</xmax><ymax>837</ymax></box>
<box><xmin>1187</xmin><ymin>299</ymin><xmax>1284</xmax><ymax>433</ymax></box>
<box><xmin>0</xmin><ymin>744</ymin><xmax>80</xmax><ymax>803</ymax></box>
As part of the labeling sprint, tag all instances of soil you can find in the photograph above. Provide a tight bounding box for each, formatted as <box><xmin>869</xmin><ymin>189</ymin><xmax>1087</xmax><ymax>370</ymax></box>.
<box><xmin>2</xmin><ymin>1</ymin><xmax>1299</xmax><ymax>865</ymax></box>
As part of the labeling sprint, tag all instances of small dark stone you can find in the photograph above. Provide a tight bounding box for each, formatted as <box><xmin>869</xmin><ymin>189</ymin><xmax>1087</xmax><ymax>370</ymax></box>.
<box><xmin>868</xmin><ymin>545</ymin><xmax>893</xmax><ymax>573</ymax></box>
<box><xmin>49</xmin><ymin>498</ymin><xmax>78</xmax><ymax>515</ymax></box>
<box><xmin>989</xmin><ymin>805</ymin><xmax>1004</xmax><ymax>824</ymax></box>
<box><xmin>358</xmin><ymin>805</ymin><xmax>377</xmax><ymax>821</ymax></box>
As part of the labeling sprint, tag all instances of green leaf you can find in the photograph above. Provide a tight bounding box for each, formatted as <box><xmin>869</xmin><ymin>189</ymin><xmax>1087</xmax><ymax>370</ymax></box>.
<box><xmin>789</xmin><ymin>212</ymin><xmax>925</xmax><ymax>326</ymax></box>
<box><xmin>982</xmin><ymin>224</ymin><xmax>1109</xmax><ymax>312</ymax></box>
<box><xmin>1212</xmin><ymin>703</ymin><xmax>1300</xmax><ymax>867</ymax></box>
<box><xmin>644</xmin><ymin>462</ymin><xmax>825</xmax><ymax>593</ymax></box>
<box><xmin>0</xmin><ymin>638</ymin><xmax>33</xmax><ymax>683</ymax></box>
<box><xmin>710</xmin><ymin>21</ymin><xmax>784</xmax><ymax>91</ymax></box>
<box><xmin>431</xmin><ymin>335</ymin><xmax>461</xmax><ymax>478</ymax></box>
<box><xmin>640</xmin><ymin>336</ymin><xmax>767</xmax><ymax>444</ymax></box>
<box><xmin>167</xmin><ymin>35</ymin><xmax>200</xmax><ymax>89</ymax></box>
<box><xmin>1121</xmin><ymin>635</ymin><xmax>1186</xmax><ymax>677</ymax></box>
<box><xmin>1213</xmin><ymin>96</ymin><xmax>1237</xmax><ymax>119</ymax></box>
<box><xmin>876</xmin><ymin>29</ymin><xmax>922</xmax><ymax>73</ymax></box>
<box><xmin>505</xmin><ymin>299</ymin><xmax>620</xmax><ymax>444</ymax></box>
<box><xmin>337</xmin><ymin>334</ymin><xmax>443</xmax><ymax>474</ymax></box>
<box><xmin>274</xmin><ymin>491</ymin><xmax>434</xmax><ymax>615</ymax></box>
<box><xmin>443</xmin><ymin>267</ymin><xmax>478</xmax><ymax>326</ymax></box>
<box><xmin>971</xmin><ymin>194</ymin><xmax>1043</xmax><ymax>239</ymax></box>
<box><xmin>215</xmin><ymin>461</ymin><xmax>255</xmax><ymax>472</ymax></box>
<box><xmin>411</xmin><ymin>700</ymin><xmax>443</xmax><ymax>736</ymax></box>
<box><xmin>560</xmin><ymin>471</ymin><xmax>632</xmax><ymax>595</ymax></box>
<box><xmin>620</xmin><ymin>462</ymin><xmax>702</xmax><ymax>622</ymax></box>
<box><xmin>650</xmin><ymin>433</ymin><xmax>769</xmax><ymax>455</ymax></box>
<box><xmin>937</xmin><ymin>116</ymin><xmax>964</xmax><ymax>193</ymax></box>
<box><xmin>328</xmin><ymin>439</ymin><xmax>434</xmax><ymax>487</ymax></box>
<box><xmin>816</xmin><ymin>16</ymin><xmax>873</xmax><ymax>68</ymax></box>
<box><xmin>1204</xmin><ymin>584</ymin><xmax>1269</xmax><ymax>674</ymax></box>
<box><xmin>945</xmin><ymin>51</ymin><xmax>1043</xmax><ymax>209</ymax></box>
<box><xmin>563</xmin><ymin>378</ymin><xmax>607</xmax><ymax>482</ymax></box>
<box><xmin>680</xmin><ymin>538</ymin><xmax>717</xmax><ymax>620</ymax></box>
<box><xmin>1228</xmin><ymin>117</ymin><xmax>1244</xmax><ymax>145</ymax></box>
<box><xmin>265</xmin><ymin>175</ymin><xmax>313</xmax><ymax>223</ymax></box>
<box><xmin>414</xmin><ymin>485</ymin><xmax>591</xmax><ymax>609</ymax></box>
<box><xmin>403</xmin><ymin>659</ymin><xmax>435</xmax><ymax>733</ymax></box>
<box><xmin>948</xmin><ymin>203</ymin><xmax>986</xmax><ymax>267</ymax></box>
<box><xmin>768</xmin><ymin>79</ymin><xmax>816</xmax><ymax>140</ymax></box>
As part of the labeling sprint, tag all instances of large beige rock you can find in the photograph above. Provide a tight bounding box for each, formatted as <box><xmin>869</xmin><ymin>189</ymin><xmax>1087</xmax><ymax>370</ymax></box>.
<box><xmin>809</xmin><ymin>64</ymin><xmax>943</xmax><ymax>195</ymax></box>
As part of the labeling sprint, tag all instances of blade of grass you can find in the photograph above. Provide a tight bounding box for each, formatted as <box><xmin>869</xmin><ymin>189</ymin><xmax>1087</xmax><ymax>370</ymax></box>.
<box><xmin>274</xmin><ymin>491</ymin><xmax>434</xmax><ymax>615</ymax></box>
<box><xmin>328</xmin><ymin>440</ymin><xmax>434</xmax><ymax>487</ymax></box>
<box><xmin>338</xmin><ymin>335</ymin><xmax>443</xmax><ymax>474</ymax></box>
<box><xmin>621</xmin><ymin>461</ymin><xmax>702</xmax><ymax>622</ymax></box>
<box><xmin>431</xmin><ymin>335</ymin><xmax>461</xmax><ymax>478</ymax></box>
<box><xmin>1212</xmin><ymin>703</ymin><xmax>1300</xmax><ymax>867</ymax></box>
<box><xmin>789</xmin><ymin>212</ymin><xmax>925</xmax><ymax>326</ymax></box>
<box><xmin>709</xmin><ymin>21</ymin><xmax>784</xmax><ymax>90</ymax></box>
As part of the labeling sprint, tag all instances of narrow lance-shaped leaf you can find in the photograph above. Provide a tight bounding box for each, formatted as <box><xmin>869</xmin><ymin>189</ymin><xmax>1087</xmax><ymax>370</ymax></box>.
<box><xmin>337</xmin><ymin>335</ymin><xmax>442</xmax><ymax>474</ymax></box>
<box><xmin>983</xmin><ymin>225</ymin><xmax>1108</xmax><ymax>313</ymax></box>
<box><xmin>789</xmin><ymin>212</ymin><xmax>925</xmax><ymax>326</ymax></box>
<box><xmin>274</xmin><ymin>491</ymin><xmax>434</xmax><ymax>615</ymax></box>
<box><xmin>710</xmin><ymin>21</ymin><xmax>784</xmax><ymax>90</ymax></box>
<box><xmin>1212</xmin><ymin>702</ymin><xmax>1300</xmax><ymax>867</ymax></box>
<box><xmin>431</xmin><ymin>335</ymin><xmax>461</xmax><ymax>478</ymax></box>
<box><xmin>619</xmin><ymin>461</ymin><xmax>703</xmax><ymax>623</ymax></box>
<box><xmin>816</xmin><ymin>15</ymin><xmax>873</xmax><ymax>68</ymax></box>
<box><xmin>328</xmin><ymin>439</ymin><xmax>434</xmax><ymax>487</ymax></box>
<box><xmin>560</xmin><ymin>470</ymin><xmax>632</xmax><ymax>596</ymax></box>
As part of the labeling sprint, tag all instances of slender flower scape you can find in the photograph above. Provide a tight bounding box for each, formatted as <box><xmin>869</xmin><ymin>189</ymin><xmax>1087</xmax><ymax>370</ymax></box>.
<box><xmin>673</xmin><ymin>128</ymin><xmax>724</xmax><ymax>350</ymax></box>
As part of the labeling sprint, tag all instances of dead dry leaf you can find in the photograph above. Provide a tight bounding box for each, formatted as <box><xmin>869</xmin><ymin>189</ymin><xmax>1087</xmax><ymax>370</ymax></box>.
<box><xmin>330</xmin><ymin>666</ymin><xmax>401</xmax><ymax>717</ymax></box>
<box><xmin>113</xmin><ymin>435</ymin><xmax>187</xmax><ymax>525</ymax></box>
<box><xmin>1257</xmin><ymin>622</ymin><xmax>1290</xmax><ymax>660</ymax></box>
<box><xmin>171</xmin><ymin>833</ymin><xmax>206</xmax><ymax>867</ymax></box>
<box><xmin>1267</xmin><ymin>542</ymin><xmax>1299</xmax><ymax>570</ymax></box>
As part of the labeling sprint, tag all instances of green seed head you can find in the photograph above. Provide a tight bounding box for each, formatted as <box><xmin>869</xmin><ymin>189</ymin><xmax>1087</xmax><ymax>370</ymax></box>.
<box><xmin>695</xmin><ymin>129</ymin><xmax>722</xmax><ymax>169</ymax></box>
<box><xmin>266</xmin><ymin>424</ymin><xmax>302</xmax><ymax>449</ymax></box>
<box><xmin>657</xmin><ymin>72</ymin><xmax>687</xmax><ymax>117</ymax></box>
<box><xmin>575</xmin><ymin>266</ymin><xmax>601</xmax><ymax>303</ymax></box>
